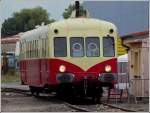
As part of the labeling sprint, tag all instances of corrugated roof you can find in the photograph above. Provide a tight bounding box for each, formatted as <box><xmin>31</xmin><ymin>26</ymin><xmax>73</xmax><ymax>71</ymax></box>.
<box><xmin>121</xmin><ymin>30</ymin><xmax>149</xmax><ymax>39</ymax></box>
<box><xmin>1</xmin><ymin>37</ymin><xmax>20</xmax><ymax>44</ymax></box>
<box><xmin>1</xmin><ymin>34</ymin><xmax>20</xmax><ymax>44</ymax></box>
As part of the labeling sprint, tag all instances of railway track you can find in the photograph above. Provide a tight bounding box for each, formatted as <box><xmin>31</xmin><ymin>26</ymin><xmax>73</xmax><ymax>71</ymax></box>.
<box><xmin>2</xmin><ymin>88</ymin><xmax>137</xmax><ymax>112</ymax></box>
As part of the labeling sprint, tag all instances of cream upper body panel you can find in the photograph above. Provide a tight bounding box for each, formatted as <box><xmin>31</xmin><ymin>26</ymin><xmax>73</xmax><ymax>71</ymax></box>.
<box><xmin>20</xmin><ymin>18</ymin><xmax>118</xmax><ymax>70</ymax></box>
<box><xmin>48</xmin><ymin>18</ymin><xmax>118</xmax><ymax>70</ymax></box>
<box><xmin>48</xmin><ymin>18</ymin><xmax>118</xmax><ymax>56</ymax></box>
<box><xmin>49</xmin><ymin>18</ymin><xmax>117</xmax><ymax>36</ymax></box>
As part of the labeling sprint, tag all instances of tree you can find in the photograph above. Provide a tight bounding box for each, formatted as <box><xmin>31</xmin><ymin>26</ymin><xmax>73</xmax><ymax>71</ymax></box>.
<box><xmin>1</xmin><ymin>7</ymin><xmax>55</xmax><ymax>38</ymax></box>
<box><xmin>63</xmin><ymin>4</ymin><xmax>86</xmax><ymax>19</ymax></box>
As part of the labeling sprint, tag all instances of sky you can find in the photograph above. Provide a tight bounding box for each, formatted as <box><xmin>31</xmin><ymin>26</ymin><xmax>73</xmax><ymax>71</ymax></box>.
<box><xmin>0</xmin><ymin>0</ymin><xmax>84</xmax><ymax>23</ymax></box>
<box><xmin>0</xmin><ymin>0</ymin><xmax>149</xmax><ymax>36</ymax></box>
<box><xmin>83</xmin><ymin>1</ymin><xmax>149</xmax><ymax>36</ymax></box>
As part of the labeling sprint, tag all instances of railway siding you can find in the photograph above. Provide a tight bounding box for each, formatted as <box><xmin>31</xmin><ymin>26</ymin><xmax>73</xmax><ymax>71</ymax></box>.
<box><xmin>1</xmin><ymin>84</ymin><xmax>149</xmax><ymax>112</ymax></box>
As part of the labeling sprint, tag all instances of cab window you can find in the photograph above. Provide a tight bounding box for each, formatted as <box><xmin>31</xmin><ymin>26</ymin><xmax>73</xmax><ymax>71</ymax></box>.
<box><xmin>103</xmin><ymin>36</ymin><xmax>115</xmax><ymax>57</ymax></box>
<box><xmin>70</xmin><ymin>37</ymin><xmax>84</xmax><ymax>57</ymax></box>
<box><xmin>86</xmin><ymin>37</ymin><xmax>100</xmax><ymax>57</ymax></box>
<box><xmin>54</xmin><ymin>37</ymin><xmax>67</xmax><ymax>57</ymax></box>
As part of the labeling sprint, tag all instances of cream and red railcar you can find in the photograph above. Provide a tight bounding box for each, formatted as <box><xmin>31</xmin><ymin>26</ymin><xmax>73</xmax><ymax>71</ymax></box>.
<box><xmin>19</xmin><ymin>13</ymin><xmax>118</xmax><ymax>101</ymax></box>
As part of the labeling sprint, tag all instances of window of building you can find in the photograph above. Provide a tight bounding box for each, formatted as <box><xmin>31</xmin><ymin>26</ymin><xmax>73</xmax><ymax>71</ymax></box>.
<box><xmin>118</xmin><ymin>62</ymin><xmax>128</xmax><ymax>74</ymax></box>
<box><xmin>103</xmin><ymin>36</ymin><xmax>115</xmax><ymax>57</ymax></box>
<box><xmin>54</xmin><ymin>37</ymin><xmax>67</xmax><ymax>57</ymax></box>
<box><xmin>86</xmin><ymin>37</ymin><xmax>100</xmax><ymax>57</ymax></box>
<box><xmin>70</xmin><ymin>37</ymin><xmax>84</xmax><ymax>57</ymax></box>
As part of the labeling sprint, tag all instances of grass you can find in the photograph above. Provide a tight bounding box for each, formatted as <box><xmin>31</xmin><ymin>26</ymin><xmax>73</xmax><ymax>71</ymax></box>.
<box><xmin>1</xmin><ymin>70</ymin><xmax>21</xmax><ymax>83</ymax></box>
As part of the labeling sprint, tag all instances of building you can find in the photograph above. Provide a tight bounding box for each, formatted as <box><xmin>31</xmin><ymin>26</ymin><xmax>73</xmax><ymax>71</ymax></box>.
<box><xmin>1</xmin><ymin>34</ymin><xmax>21</xmax><ymax>70</ymax></box>
<box><xmin>122</xmin><ymin>31</ymin><xmax>149</xmax><ymax>97</ymax></box>
<box><xmin>1</xmin><ymin>34</ymin><xmax>20</xmax><ymax>53</ymax></box>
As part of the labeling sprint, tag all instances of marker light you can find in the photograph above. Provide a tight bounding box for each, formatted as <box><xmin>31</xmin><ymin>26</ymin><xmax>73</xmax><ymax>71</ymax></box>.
<box><xmin>105</xmin><ymin>65</ymin><xmax>112</xmax><ymax>72</ymax></box>
<box><xmin>59</xmin><ymin>65</ymin><xmax>66</xmax><ymax>72</ymax></box>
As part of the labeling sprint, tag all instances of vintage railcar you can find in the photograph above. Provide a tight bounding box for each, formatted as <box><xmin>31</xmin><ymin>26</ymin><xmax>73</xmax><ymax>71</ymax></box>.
<box><xmin>19</xmin><ymin>2</ymin><xmax>118</xmax><ymax>102</ymax></box>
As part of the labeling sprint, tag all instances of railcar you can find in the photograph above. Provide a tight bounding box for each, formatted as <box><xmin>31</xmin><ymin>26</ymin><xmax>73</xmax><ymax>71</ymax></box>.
<box><xmin>19</xmin><ymin>2</ymin><xmax>118</xmax><ymax>102</ymax></box>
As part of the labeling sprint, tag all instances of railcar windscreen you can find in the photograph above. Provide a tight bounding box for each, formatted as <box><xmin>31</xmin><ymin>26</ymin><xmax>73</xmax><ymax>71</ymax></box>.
<box><xmin>70</xmin><ymin>37</ymin><xmax>84</xmax><ymax>57</ymax></box>
<box><xmin>103</xmin><ymin>36</ymin><xmax>115</xmax><ymax>57</ymax></box>
<box><xmin>86</xmin><ymin>37</ymin><xmax>100</xmax><ymax>57</ymax></box>
<box><xmin>54</xmin><ymin>37</ymin><xmax>67</xmax><ymax>57</ymax></box>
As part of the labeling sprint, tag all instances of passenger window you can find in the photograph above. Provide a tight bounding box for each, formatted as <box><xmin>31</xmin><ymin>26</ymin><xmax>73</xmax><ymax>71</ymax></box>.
<box><xmin>42</xmin><ymin>39</ymin><xmax>44</xmax><ymax>57</ymax></box>
<box><xmin>70</xmin><ymin>37</ymin><xmax>84</xmax><ymax>57</ymax></box>
<box><xmin>86</xmin><ymin>37</ymin><xmax>100</xmax><ymax>57</ymax></box>
<box><xmin>54</xmin><ymin>37</ymin><xmax>67</xmax><ymax>57</ymax></box>
<box><xmin>103</xmin><ymin>36</ymin><xmax>115</xmax><ymax>57</ymax></box>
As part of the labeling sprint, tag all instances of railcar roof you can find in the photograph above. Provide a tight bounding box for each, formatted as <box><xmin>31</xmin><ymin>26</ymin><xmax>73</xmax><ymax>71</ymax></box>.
<box><xmin>50</xmin><ymin>18</ymin><xmax>116</xmax><ymax>31</ymax></box>
<box><xmin>21</xmin><ymin>25</ymin><xmax>49</xmax><ymax>41</ymax></box>
<box><xmin>21</xmin><ymin>18</ymin><xmax>117</xmax><ymax>41</ymax></box>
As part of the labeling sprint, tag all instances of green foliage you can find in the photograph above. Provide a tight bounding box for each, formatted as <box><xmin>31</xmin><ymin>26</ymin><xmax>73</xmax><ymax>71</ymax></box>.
<box><xmin>63</xmin><ymin>4</ymin><xmax>86</xmax><ymax>19</ymax></box>
<box><xmin>1</xmin><ymin>70</ymin><xmax>20</xmax><ymax>83</ymax></box>
<box><xmin>1</xmin><ymin>6</ymin><xmax>55</xmax><ymax>38</ymax></box>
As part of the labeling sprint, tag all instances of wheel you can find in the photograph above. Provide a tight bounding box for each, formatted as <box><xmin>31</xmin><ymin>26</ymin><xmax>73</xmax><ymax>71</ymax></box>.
<box><xmin>92</xmin><ymin>86</ymin><xmax>103</xmax><ymax>104</ymax></box>
<box><xmin>21</xmin><ymin>80</ymin><xmax>25</xmax><ymax>85</ymax></box>
<box><xmin>29</xmin><ymin>86</ymin><xmax>35</xmax><ymax>95</ymax></box>
<box><xmin>34</xmin><ymin>90</ymin><xmax>40</xmax><ymax>97</ymax></box>
<box><xmin>29</xmin><ymin>86</ymin><xmax>41</xmax><ymax>97</ymax></box>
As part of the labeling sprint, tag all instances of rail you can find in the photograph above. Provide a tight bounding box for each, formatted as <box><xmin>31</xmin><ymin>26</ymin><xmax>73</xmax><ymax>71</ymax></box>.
<box><xmin>2</xmin><ymin>87</ymin><xmax>138</xmax><ymax>112</ymax></box>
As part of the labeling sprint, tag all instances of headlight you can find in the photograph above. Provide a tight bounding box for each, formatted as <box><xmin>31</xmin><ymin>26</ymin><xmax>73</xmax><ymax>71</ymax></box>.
<box><xmin>105</xmin><ymin>65</ymin><xmax>111</xmax><ymax>72</ymax></box>
<box><xmin>59</xmin><ymin>65</ymin><xmax>66</xmax><ymax>72</ymax></box>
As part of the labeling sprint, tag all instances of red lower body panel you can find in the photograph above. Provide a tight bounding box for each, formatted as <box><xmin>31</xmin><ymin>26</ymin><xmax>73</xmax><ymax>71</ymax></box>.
<box><xmin>20</xmin><ymin>58</ymin><xmax>117</xmax><ymax>88</ymax></box>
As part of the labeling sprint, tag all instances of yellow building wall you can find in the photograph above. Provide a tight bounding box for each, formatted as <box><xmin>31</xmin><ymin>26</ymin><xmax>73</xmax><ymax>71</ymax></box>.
<box><xmin>117</xmin><ymin>37</ymin><xmax>127</xmax><ymax>56</ymax></box>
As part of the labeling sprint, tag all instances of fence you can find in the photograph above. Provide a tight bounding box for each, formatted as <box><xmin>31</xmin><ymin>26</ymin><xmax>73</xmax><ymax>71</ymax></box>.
<box><xmin>128</xmin><ymin>78</ymin><xmax>149</xmax><ymax>103</ymax></box>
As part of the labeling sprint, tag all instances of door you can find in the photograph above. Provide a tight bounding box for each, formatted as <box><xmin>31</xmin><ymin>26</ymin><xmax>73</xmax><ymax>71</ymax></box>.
<box><xmin>131</xmin><ymin>50</ymin><xmax>140</xmax><ymax>78</ymax></box>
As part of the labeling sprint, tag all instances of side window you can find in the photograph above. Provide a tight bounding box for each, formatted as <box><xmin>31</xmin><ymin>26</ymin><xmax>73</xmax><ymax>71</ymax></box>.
<box><xmin>27</xmin><ymin>42</ymin><xmax>29</xmax><ymax>58</ymax></box>
<box><xmin>32</xmin><ymin>40</ymin><xmax>34</xmax><ymax>58</ymax></box>
<box><xmin>86</xmin><ymin>37</ymin><xmax>100</xmax><ymax>57</ymax></box>
<box><xmin>31</xmin><ymin>41</ymin><xmax>33</xmax><ymax>58</ymax></box>
<box><xmin>42</xmin><ymin>38</ymin><xmax>46</xmax><ymax>58</ymax></box>
<box><xmin>37</xmin><ymin>40</ymin><xmax>39</xmax><ymax>57</ymax></box>
<box><xmin>33</xmin><ymin>40</ymin><xmax>35</xmax><ymax>58</ymax></box>
<box><xmin>70</xmin><ymin>37</ymin><xmax>84</xmax><ymax>57</ymax></box>
<box><xmin>103</xmin><ymin>36</ymin><xmax>115</xmax><ymax>57</ymax></box>
<box><xmin>54</xmin><ymin>37</ymin><xmax>67</xmax><ymax>57</ymax></box>
<box><xmin>44</xmin><ymin>38</ymin><xmax>46</xmax><ymax>57</ymax></box>
<box><xmin>20</xmin><ymin>42</ymin><xmax>22</xmax><ymax>58</ymax></box>
<box><xmin>46</xmin><ymin>38</ymin><xmax>48</xmax><ymax>57</ymax></box>
<box><xmin>42</xmin><ymin>39</ymin><xmax>44</xmax><ymax>57</ymax></box>
<box><xmin>35</xmin><ymin>40</ymin><xmax>37</xmax><ymax>57</ymax></box>
<box><xmin>29</xmin><ymin>42</ymin><xmax>31</xmax><ymax>58</ymax></box>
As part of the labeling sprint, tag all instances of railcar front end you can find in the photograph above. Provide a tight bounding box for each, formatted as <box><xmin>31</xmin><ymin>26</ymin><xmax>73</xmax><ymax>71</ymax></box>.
<box><xmin>19</xmin><ymin>18</ymin><xmax>118</xmax><ymax>102</ymax></box>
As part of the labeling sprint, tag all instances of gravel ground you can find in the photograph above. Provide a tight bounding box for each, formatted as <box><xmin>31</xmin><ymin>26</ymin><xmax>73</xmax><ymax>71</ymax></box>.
<box><xmin>1</xmin><ymin>92</ymin><xmax>76</xmax><ymax>112</ymax></box>
<box><xmin>77</xmin><ymin>104</ymin><xmax>124</xmax><ymax>112</ymax></box>
<box><xmin>1</xmin><ymin>92</ymin><xmax>149</xmax><ymax>112</ymax></box>
<box><xmin>103</xmin><ymin>98</ymin><xmax>149</xmax><ymax>112</ymax></box>
<box><xmin>110</xmin><ymin>102</ymin><xmax>149</xmax><ymax>112</ymax></box>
